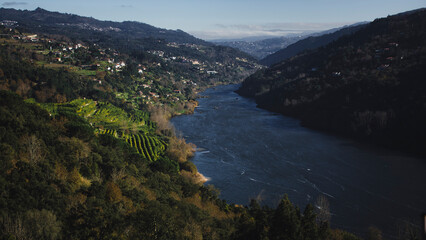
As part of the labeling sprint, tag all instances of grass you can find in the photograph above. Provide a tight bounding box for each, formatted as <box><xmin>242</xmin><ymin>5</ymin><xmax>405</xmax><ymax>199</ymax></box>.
<box><xmin>34</xmin><ymin>61</ymin><xmax>74</xmax><ymax>70</ymax></box>
<box><xmin>75</xmin><ymin>69</ymin><xmax>97</xmax><ymax>76</ymax></box>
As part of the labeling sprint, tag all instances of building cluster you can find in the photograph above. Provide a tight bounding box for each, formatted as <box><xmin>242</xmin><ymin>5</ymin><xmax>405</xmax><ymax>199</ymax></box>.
<box><xmin>375</xmin><ymin>42</ymin><xmax>400</xmax><ymax>71</ymax></box>
<box><xmin>56</xmin><ymin>23</ymin><xmax>121</xmax><ymax>32</ymax></box>
<box><xmin>0</xmin><ymin>20</ymin><xmax>18</xmax><ymax>27</ymax></box>
<box><xmin>148</xmin><ymin>43</ymin><xmax>221</xmax><ymax>75</ymax></box>
<box><xmin>1</xmin><ymin>24</ymin><xmax>201</xmax><ymax>107</ymax></box>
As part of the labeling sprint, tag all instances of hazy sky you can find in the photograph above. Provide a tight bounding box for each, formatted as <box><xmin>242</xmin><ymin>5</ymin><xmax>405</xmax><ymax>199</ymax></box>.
<box><xmin>1</xmin><ymin>0</ymin><xmax>425</xmax><ymax>40</ymax></box>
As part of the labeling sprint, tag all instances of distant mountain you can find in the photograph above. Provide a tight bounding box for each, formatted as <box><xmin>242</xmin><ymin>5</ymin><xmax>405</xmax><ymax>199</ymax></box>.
<box><xmin>213</xmin><ymin>24</ymin><xmax>367</xmax><ymax>60</ymax></box>
<box><xmin>210</xmin><ymin>35</ymin><xmax>278</xmax><ymax>42</ymax></box>
<box><xmin>237</xmin><ymin>9</ymin><xmax>426</xmax><ymax>157</ymax></box>
<box><xmin>214</xmin><ymin>35</ymin><xmax>306</xmax><ymax>59</ymax></box>
<box><xmin>260</xmin><ymin>23</ymin><xmax>368</xmax><ymax>66</ymax></box>
<box><xmin>0</xmin><ymin>7</ymin><xmax>206</xmax><ymax>45</ymax></box>
<box><xmin>0</xmin><ymin>7</ymin><xmax>259</xmax><ymax>84</ymax></box>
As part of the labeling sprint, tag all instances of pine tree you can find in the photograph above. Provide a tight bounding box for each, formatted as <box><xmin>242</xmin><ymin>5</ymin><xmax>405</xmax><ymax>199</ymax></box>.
<box><xmin>301</xmin><ymin>204</ymin><xmax>318</xmax><ymax>240</ymax></box>
<box><xmin>269</xmin><ymin>194</ymin><xmax>301</xmax><ymax>240</ymax></box>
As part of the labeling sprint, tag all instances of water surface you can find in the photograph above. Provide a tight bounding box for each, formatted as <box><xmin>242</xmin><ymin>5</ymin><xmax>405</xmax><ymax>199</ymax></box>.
<box><xmin>171</xmin><ymin>84</ymin><xmax>426</xmax><ymax>238</ymax></box>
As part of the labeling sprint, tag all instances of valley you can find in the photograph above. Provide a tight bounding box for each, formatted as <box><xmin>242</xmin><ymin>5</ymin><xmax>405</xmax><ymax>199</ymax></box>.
<box><xmin>237</xmin><ymin>9</ymin><xmax>426</xmax><ymax>158</ymax></box>
<box><xmin>172</xmin><ymin>84</ymin><xmax>426</xmax><ymax>239</ymax></box>
<box><xmin>0</xmin><ymin>5</ymin><xmax>425</xmax><ymax>240</ymax></box>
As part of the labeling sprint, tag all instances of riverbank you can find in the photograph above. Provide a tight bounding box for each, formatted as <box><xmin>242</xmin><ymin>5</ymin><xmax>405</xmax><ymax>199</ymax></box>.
<box><xmin>148</xmin><ymin>98</ymin><xmax>212</xmax><ymax>185</ymax></box>
<box><xmin>164</xmin><ymin>83</ymin><xmax>249</xmax><ymax>184</ymax></box>
<box><xmin>235</xmin><ymin>85</ymin><xmax>426</xmax><ymax>160</ymax></box>
<box><xmin>194</xmin><ymin>172</ymin><xmax>210</xmax><ymax>184</ymax></box>
<box><xmin>171</xmin><ymin>84</ymin><xmax>426</xmax><ymax>239</ymax></box>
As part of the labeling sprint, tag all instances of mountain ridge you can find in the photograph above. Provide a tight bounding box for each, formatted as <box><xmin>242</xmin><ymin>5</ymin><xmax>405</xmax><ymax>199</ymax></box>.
<box><xmin>0</xmin><ymin>7</ymin><xmax>260</xmax><ymax>87</ymax></box>
<box><xmin>0</xmin><ymin>7</ymin><xmax>206</xmax><ymax>45</ymax></box>
<box><xmin>213</xmin><ymin>23</ymin><xmax>368</xmax><ymax>60</ymax></box>
<box><xmin>259</xmin><ymin>22</ymin><xmax>368</xmax><ymax>66</ymax></box>
<box><xmin>237</xmin><ymin>8</ymin><xmax>426</xmax><ymax>157</ymax></box>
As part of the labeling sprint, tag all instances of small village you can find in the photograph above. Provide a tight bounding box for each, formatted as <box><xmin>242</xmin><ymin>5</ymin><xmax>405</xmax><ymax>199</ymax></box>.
<box><xmin>0</xmin><ymin>24</ymin><xmax>210</xmax><ymax>108</ymax></box>
<box><xmin>0</xmin><ymin>19</ymin><xmax>258</xmax><ymax>112</ymax></box>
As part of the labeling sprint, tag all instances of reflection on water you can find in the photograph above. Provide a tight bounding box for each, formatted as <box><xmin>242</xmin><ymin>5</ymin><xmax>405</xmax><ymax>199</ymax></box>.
<box><xmin>171</xmin><ymin>84</ymin><xmax>426</xmax><ymax>238</ymax></box>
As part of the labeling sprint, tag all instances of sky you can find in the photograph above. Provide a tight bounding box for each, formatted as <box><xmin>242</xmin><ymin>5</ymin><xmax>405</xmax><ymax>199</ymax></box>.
<box><xmin>1</xmin><ymin>0</ymin><xmax>425</xmax><ymax>40</ymax></box>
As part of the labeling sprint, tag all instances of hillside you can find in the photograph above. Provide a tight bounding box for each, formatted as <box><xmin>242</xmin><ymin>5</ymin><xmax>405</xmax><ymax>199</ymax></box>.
<box><xmin>0</xmin><ymin>7</ymin><xmax>260</xmax><ymax>85</ymax></box>
<box><xmin>0</xmin><ymin>91</ymin><xmax>360</xmax><ymax>239</ymax></box>
<box><xmin>0</xmin><ymin>8</ymin><xmax>364</xmax><ymax>240</ymax></box>
<box><xmin>0</xmin><ymin>7</ymin><xmax>204</xmax><ymax>45</ymax></box>
<box><xmin>237</xmin><ymin>9</ymin><xmax>426</xmax><ymax>157</ymax></box>
<box><xmin>259</xmin><ymin>23</ymin><xmax>367</xmax><ymax>66</ymax></box>
<box><xmin>214</xmin><ymin>24</ymin><xmax>366</xmax><ymax>61</ymax></box>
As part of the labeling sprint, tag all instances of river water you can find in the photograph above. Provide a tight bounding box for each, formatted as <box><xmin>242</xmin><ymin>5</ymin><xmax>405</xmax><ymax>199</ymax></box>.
<box><xmin>171</xmin><ymin>84</ymin><xmax>426</xmax><ymax>238</ymax></box>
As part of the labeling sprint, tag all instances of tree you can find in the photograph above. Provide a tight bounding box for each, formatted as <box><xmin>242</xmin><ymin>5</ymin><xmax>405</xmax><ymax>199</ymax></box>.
<box><xmin>329</xmin><ymin>229</ymin><xmax>360</xmax><ymax>240</ymax></box>
<box><xmin>106</xmin><ymin>181</ymin><xmax>123</xmax><ymax>203</ymax></box>
<box><xmin>315</xmin><ymin>195</ymin><xmax>331</xmax><ymax>224</ymax></box>
<box><xmin>301</xmin><ymin>204</ymin><xmax>318</xmax><ymax>240</ymax></box>
<box><xmin>0</xmin><ymin>143</ymin><xmax>15</xmax><ymax>173</ymax></box>
<box><xmin>25</xmin><ymin>209</ymin><xmax>62</xmax><ymax>240</ymax></box>
<box><xmin>22</xmin><ymin>135</ymin><xmax>45</xmax><ymax>165</ymax></box>
<box><xmin>397</xmin><ymin>220</ymin><xmax>420</xmax><ymax>240</ymax></box>
<box><xmin>96</xmin><ymin>71</ymin><xmax>106</xmax><ymax>80</ymax></box>
<box><xmin>248</xmin><ymin>199</ymin><xmax>269</xmax><ymax>240</ymax></box>
<box><xmin>58</xmin><ymin>136</ymin><xmax>90</xmax><ymax>168</ymax></box>
<box><xmin>367</xmin><ymin>226</ymin><xmax>383</xmax><ymax>240</ymax></box>
<box><xmin>269</xmin><ymin>194</ymin><xmax>301</xmax><ymax>240</ymax></box>
<box><xmin>0</xmin><ymin>214</ymin><xmax>28</xmax><ymax>240</ymax></box>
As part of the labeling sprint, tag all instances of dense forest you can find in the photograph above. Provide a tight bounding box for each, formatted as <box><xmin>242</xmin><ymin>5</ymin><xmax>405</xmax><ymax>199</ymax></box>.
<box><xmin>0</xmin><ymin>8</ymin><xmax>370</xmax><ymax>240</ymax></box>
<box><xmin>237</xmin><ymin>9</ymin><xmax>426</xmax><ymax>157</ymax></box>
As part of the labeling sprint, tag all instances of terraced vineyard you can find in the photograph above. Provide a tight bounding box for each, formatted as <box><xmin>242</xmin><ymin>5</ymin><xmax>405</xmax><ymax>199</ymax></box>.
<box><xmin>98</xmin><ymin>128</ymin><xmax>118</xmax><ymax>138</ymax></box>
<box><xmin>38</xmin><ymin>98</ymin><xmax>167</xmax><ymax>161</ymax></box>
<box><xmin>123</xmin><ymin>133</ymin><xmax>167</xmax><ymax>162</ymax></box>
<box><xmin>40</xmin><ymin>99</ymin><xmax>153</xmax><ymax>131</ymax></box>
<box><xmin>97</xmin><ymin>128</ymin><xmax>167</xmax><ymax>162</ymax></box>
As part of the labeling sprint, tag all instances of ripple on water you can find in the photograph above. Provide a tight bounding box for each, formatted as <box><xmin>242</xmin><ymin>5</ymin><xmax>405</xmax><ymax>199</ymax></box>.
<box><xmin>171</xmin><ymin>84</ymin><xmax>426</xmax><ymax>238</ymax></box>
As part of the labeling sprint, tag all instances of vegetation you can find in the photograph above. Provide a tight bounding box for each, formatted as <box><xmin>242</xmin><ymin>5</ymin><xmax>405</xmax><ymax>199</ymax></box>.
<box><xmin>216</xmin><ymin>23</ymin><xmax>366</xmax><ymax>61</ymax></box>
<box><xmin>0</xmin><ymin>7</ymin><xmax>380</xmax><ymax>240</ymax></box>
<box><xmin>0</xmin><ymin>89</ymin><xmax>364</xmax><ymax>240</ymax></box>
<box><xmin>0</xmin><ymin>90</ymin><xmax>229</xmax><ymax>239</ymax></box>
<box><xmin>238</xmin><ymin>9</ymin><xmax>426</xmax><ymax>157</ymax></box>
<box><xmin>259</xmin><ymin>23</ymin><xmax>367</xmax><ymax>66</ymax></box>
<box><xmin>123</xmin><ymin>133</ymin><xmax>167</xmax><ymax>162</ymax></box>
<box><xmin>0</xmin><ymin>7</ymin><xmax>261</xmax><ymax>86</ymax></box>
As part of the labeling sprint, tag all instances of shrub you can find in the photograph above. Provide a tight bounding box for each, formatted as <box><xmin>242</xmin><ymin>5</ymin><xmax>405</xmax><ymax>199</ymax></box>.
<box><xmin>166</xmin><ymin>137</ymin><xmax>195</xmax><ymax>163</ymax></box>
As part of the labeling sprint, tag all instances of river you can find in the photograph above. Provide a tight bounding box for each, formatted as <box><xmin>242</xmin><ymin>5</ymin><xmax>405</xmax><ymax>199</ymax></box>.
<box><xmin>170</xmin><ymin>84</ymin><xmax>426</xmax><ymax>238</ymax></box>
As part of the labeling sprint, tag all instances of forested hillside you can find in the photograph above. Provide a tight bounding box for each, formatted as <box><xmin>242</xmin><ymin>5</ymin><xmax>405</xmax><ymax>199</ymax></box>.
<box><xmin>259</xmin><ymin>23</ymin><xmax>367</xmax><ymax>66</ymax></box>
<box><xmin>0</xmin><ymin>7</ymin><xmax>204</xmax><ymax>45</ymax></box>
<box><xmin>215</xmin><ymin>24</ymin><xmax>366</xmax><ymax>61</ymax></box>
<box><xmin>237</xmin><ymin>9</ymin><xmax>426</xmax><ymax>157</ymax></box>
<box><xmin>0</xmin><ymin>7</ymin><xmax>260</xmax><ymax>86</ymax></box>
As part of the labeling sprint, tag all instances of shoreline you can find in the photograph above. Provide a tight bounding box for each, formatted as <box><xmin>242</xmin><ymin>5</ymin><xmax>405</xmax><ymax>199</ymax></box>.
<box><xmin>169</xmin><ymin>85</ymin><xmax>221</xmax><ymax>186</ymax></box>
<box><xmin>170</xmin><ymin>84</ymin><xmax>426</xmax><ymax>238</ymax></box>
<box><xmin>194</xmin><ymin>172</ymin><xmax>210</xmax><ymax>184</ymax></box>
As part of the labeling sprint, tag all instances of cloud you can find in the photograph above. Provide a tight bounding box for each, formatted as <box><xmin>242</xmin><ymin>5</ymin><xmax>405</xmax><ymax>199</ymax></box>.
<box><xmin>190</xmin><ymin>22</ymin><xmax>354</xmax><ymax>40</ymax></box>
<box><xmin>2</xmin><ymin>1</ymin><xmax>28</xmax><ymax>7</ymax></box>
<box><xmin>119</xmin><ymin>4</ymin><xmax>133</xmax><ymax>8</ymax></box>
